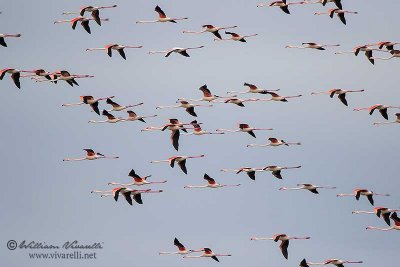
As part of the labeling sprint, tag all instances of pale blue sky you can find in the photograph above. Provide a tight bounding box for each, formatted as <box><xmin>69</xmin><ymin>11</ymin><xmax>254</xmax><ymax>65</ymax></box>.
<box><xmin>0</xmin><ymin>0</ymin><xmax>399</xmax><ymax>266</ymax></box>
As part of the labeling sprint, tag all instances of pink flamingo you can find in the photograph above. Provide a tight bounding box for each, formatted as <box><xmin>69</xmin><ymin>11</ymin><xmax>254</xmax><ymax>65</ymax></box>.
<box><xmin>354</xmin><ymin>104</ymin><xmax>400</xmax><ymax>120</ymax></box>
<box><xmin>54</xmin><ymin>17</ymin><xmax>109</xmax><ymax>34</ymax></box>
<box><xmin>222</xmin><ymin>97</ymin><xmax>263</xmax><ymax>107</ymax></box>
<box><xmin>88</xmin><ymin>110</ymin><xmax>125</xmax><ymax>123</ymax></box>
<box><xmin>216</xmin><ymin>123</ymin><xmax>273</xmax><ymax>138</ymax></box>
<box><xmin>353</xmin><ymin>207</ymin><xmax>400</xmax><ymax>226</ymax></box>
<box><xmin>257</xmin><ymin>1</ymin><xmax>308</xmax><ymax>14</ymax></box>
<box><xmin>366</xmin><ymin>212</ymin><xmax>400</xmax><ymax>231</ymax></box>
<box><xmin>91</xmin><ymin>188</ymin><xmax>162</xmax><ymax>205</ymax></box>
<box><xmin>215</xmin><ymin>31</ymin><xmax>258</xmax><ymax>42</ymax></box>
<box><xmin>0</xmin><ymin>68</ymin><xmax>33</xmax><ymax>88</ymax></box>
<box><xmin>300</xmin><ymin>258</ymin><xmax>363</xmax><ymax>267</ymax></box>
<box><xmin>370</xmin><ymin>41</ymin><xmax>400</xmax><ymax>51</ymax></box>
<box><xmin>178</xmin><ymin>84</ymin><xmax>234</xmax><ymax>103</ymax></box>
<box><xmin>184</xmin><ymin>174</ymin><xmax>241</xmax><ymax>189</ymax></box>
<box><xmin>136</xmin><ymin>6</ymin><xmax>188</xmax><ymax>24</ymax></box>
<box><xmin>279</xmin><ymin>184</ymin><xmax>336</xmax><ymax>194</ymax></box>
<box><xmin>308</xmin><ymin>0</ymin><xmax>343</xmax><ymax>9</ymax></box>
<box><xmin>337</xmin><ymin>188</ymin><xmax>390</xmax><ymax>205</ymax></box>
<box><xmin>159</xmin><ymin>238</ymin><xmax>198</xmax><ymax>255</ymax></box>
<box><xmin>335</xmin><ymin>45</ymin><xmax>381</xmax><ymax>64</ymax></box>
<box><xmin>108</xmin><ymin>169</ymin><xmax>167</xmax><ymax>186</ymax></box>
<box><xmin>314</xmin><ymin>8</ymin><xmax>358</xmax><ymax>25</ymax></box>
<box><xmin>221</xmin><ymin>167</ymin><xmax>267</xmax><ymax>180</ymax></box>
<box><xmin>62</xmin><ymin>5</ymin><xmax>117</xmax><ymax>25</ymax></box>
<box><xmin>227</xmin><ymin>82</ymin><xmax>280</xmax><ymax>95</ymax></box>
<box><xmin>63</xmin><ymin>149</ymin><xmax>119</xmax><ymax>161</ymax></box>
<box><xmin>247</xmin><ymin>137</ymin><xmax>301</xmax><ymax>147</ymax></box>
<box><xmin>124</xmin><ymin>110</ymin><xmax>157</xmax><ymax>123</ymax></box>
<box><xmin>0</xmin><ymin>33</ymin><xmax>21</xmax><ymax>47</ymax></box>
<box><xmin>183</xmin><ymin>248</ymin><xmax>231</xmax><ymax>262</ymax></box>
<box><xmin>311</xmin><ymin>89</ymin><xmax>365</xmax><ymax>106</ymax></box>
<box><xmin>151</xmin><ymin>155</ymin><xmax>205</xmax><ymax>174</ymax></box>
<box><xmin>106</xmin><ymin>98</ymin><xmax>143</xmax><ymax>112</ymax></box>
<box><xmin>373</xmin><ymin>113</ymin><xmax>400</xmax><ymax>125</ymax></box>
<box><xmin>149</xmin><ymin>46</ymin><xmax>205</xmax><ymax>57</ymax></box>
<box><xmin>184</xmin><ymin>121</ymin><xmax>224</xmax><ymax>136</ymax></box>
<box><xmin>183</xmin><ymin>25</ymin><xmax>238</xmax><ymax>39</ymax></box>
<box><xmin>285</xmin><ymin>42</ymin><xmax>340</xmax><ymax>50</ymax></box>
<box><xmin>371</xmin><ymin>49</ymin><xmax>400</xmax><ymax>61</ymax></box>
<box><xmin>62</xmin><ymin>95</ymin><xmax>114</xmax><ymax>115</ymax></box>
<box><xmin>251</xmin><ymin>234</ymin><xmax>310</xmax><ymax>259</ymax></box>
<box><xmin>86</xmin><ymin>44</ymin><xmax>143</xmax><ymax>59</ymax></box>
<box><xmin>156</xmin><ymin>100</ymin><xmax>212</xmax><ymax>117</ymax></box>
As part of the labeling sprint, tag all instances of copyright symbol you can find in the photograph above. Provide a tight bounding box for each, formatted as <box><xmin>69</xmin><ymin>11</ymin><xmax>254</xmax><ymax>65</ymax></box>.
<box><xmin>7</xmin><ymin>240</ymin><xmax>17</xmax><ymax>250</ymax></box>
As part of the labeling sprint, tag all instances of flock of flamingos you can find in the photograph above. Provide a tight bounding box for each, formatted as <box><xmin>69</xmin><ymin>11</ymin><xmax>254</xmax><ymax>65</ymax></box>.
<box><xmin>2</xmin><ymin>1</ymin><xmax>399</xmax><ymax>266</ymax></box>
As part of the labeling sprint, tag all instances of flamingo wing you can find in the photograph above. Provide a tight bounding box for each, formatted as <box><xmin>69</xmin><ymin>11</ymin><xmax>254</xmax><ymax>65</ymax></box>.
<box><xmin>0</xmin><ymin>37</ymin><xmax>7</xmax><ymax>47</ymax></box>
<box><xmin>186</xmin><ymin>106</ymin><xmax>197</xmax><ymax>117</ymax></box>
<box><xmin>91</xmin><ymin>10</ymin><xmax>101</xmax><ymax>25</ymax></box>
<box><xmin>367</xmin><ymin>194</ymin><xmax>374</xmax><ymax>205</ymax></box>
<box><xmin>272</xmin><ymin>170</ymin><xmax>282</xmax><ymax>179</ymax></box>
<box><xmin>133</xmin><ymin>193</ymin><xmax>143</xmax><ymax>204</ymax></box>
<box><xmin>81</xmin><ymin>20</ymin><xmax>91</xmax><ymax>34</ymax></box>
<box><xmin>11</xmin><ymin>72</ymin><xmax>21</xmax><ymax>89</ymax></box>
<box><xmin>90</xmin><ymin>102</ymin><xmax>100</xmax><ymax>115</ymax></box>
<box><xmin>379</xmin><ymin>108</ymin><xmax>389</xmax><ymax>120</ymax></box>
<box><xmin>171</xmin><ymin>130</ymin><xmax>180</xmax><ymax>151</ymax></box>
<box><xmin>337</xmin><ymin>93</ymin><xmax>348</xmax><ymax>106</ymax></box>
<box><xmin>123</xmin><ymin>192</ymin><xmax>133</xmax><ymax>205</ymax></box>
<box><xmin>382</xmin><ymin>212</ymin><xmax>391</xmax><ymax>226</ymax></box>
<box><xmin>280</xmin><ymin>5</ymin><xmax>290</xmax><ymax>15</ymax></box>
<box><xmin>247</xmin><ymin>171</ymin><xmax>256</xmax><ymax>181</ymax></box>
<box><xmin>212</xmin><ymin>31</ymin><xmax>222</xmax><ymax>39</ymax></box>
<box><xmin>155</xmin><ymin>5</ymin><xmax>167</xmax><ymax>18</ymax></box>
<box><xmin>337</xmin><ymin>13</ymin><xmax>346</xmax><ymax>25</ymax></box>
<box><xmin>309</xmin><ymin>188</ymin><xmax>319</xmax><ymax>194</ymax></box>
<box><xmin>279</xmin><ymin>240</ymin><xmax>289</xmax><ymax>259</ymax></box>
<box><xmin>117</xmin><ymin>49</ymin><xmax>126</xmax><ymax>60</ymax></box>
<box><xmin>211</xmin><ymin>256</ymin><xmax>219</xmax><ymax>262</ymax></box>
<box><xmin>177</xmin><ymin>159</ymin><xmax>188</xmax><ymax>174</ymax></box>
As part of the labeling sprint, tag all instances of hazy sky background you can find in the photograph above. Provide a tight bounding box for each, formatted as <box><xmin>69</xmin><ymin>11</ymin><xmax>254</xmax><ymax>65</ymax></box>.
<box><xmin>1</xmin><ymin>0</ymin><xmax>399</xmax><ymax>266</ymax></box>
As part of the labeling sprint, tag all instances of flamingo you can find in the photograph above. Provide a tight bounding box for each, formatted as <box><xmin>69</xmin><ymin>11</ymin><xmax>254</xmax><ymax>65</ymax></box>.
<box><xmin>247</xmin><ymin>137</ymin><xmax>301</xmax><ymax>147</ymax></box>
<box><xmin>369</xmin><ymin>41</ymin><xmax>400</xmax><ymax>51</ymax></box>
<box><xmin>183</xmin><ymin>121</ymin><xmax>224</xmax><ymax>136</ymax></box>
<box><xmin>159</xmin><ymin>238</ymin><xmax>198</xmax><ymax>255</ymax></box>
<box><xmin>178</xmin><ymin>84</ymin><xmax>234</xmax><ymax>103</ymax></box>
<box><xmin>300</xmin><ymin>258</ymin><xmax>363</xmax><ymax>267</ymax></box>
<box><xmin>92</xmin><ymin>188</ymin><xmax>162</xmax><ymax>205</ymax></box>
<box><xmin>86</xmin><ymin>44</ymin><xmax>143</xmax><ymax>59</ymax></box>
<box><xmin>251</xmin><ymin>234</ymin><xmax>310</xmax><ymax>259</ymax></box>
<box><xmin>149</xmin><ymin>46</ymin><xmax>205</xmax><ymax>57</ymax></box>
<box><xmin>0</xmin><ymin>33</ymin><xmax>21</xmax><ymax>47</ymax></box>
<box><xmin>370</xmin><ymin>49</ymin><xmax>400</xmax><ymax>61</ymax></box>
<box><xmin>54</xmin><ymin>17</ymin><xmax>109</xmax><ymax>34</ymax></box>
<box><xmin>314</xmin><ymin>9</ymin><xmax>358</xmax><ymax>25</ymax></box>
<box><xmin>354</xmin><ymin>104</ymin><xmax>400</xmax><ymax>120</ymax></box>
<box><xmin>285</xmin><ymin>42</ymin><xmax>340</xmax><ymax>50</ymax></box>
<box><xmin>156</xmin><ymin>100</ymin><xmax>212</xmax><ymax>117</ymax></box>
<box><xmin>88</xmin><ymin>110</ymin><xmax>126</xmax><ymax>123</ymax></box>
<box><xmin>0</xmin><ymin>68</ymin><xmax>32</xmax><ymax>89</ymax></box>
<box><xmin>257</xmin><ymin>91</ymin><xmax>302</xmax><ymax>102</ymax></box>
<box><xmin>215</xmin><ymin>32</ymin><xmax>258</xmax><ymax>42</ymax></box>
<box><xmin>220</xmin><ymin>167</ymin><xmax>266</xmax><ymax>180</ymax></box>
<box><xmin>151</xmin><ymin>155</ymin><xmax>205</xmax><ymax>174</ymax></box>
<box><xmin>62</xmin><ymin>95</ymin><xmax>114</xmax><ymax>115</ymax></box>
<box><xmin>373</xmin><ymin>113</ymin><xmax>400</xmax><ymax>125</ymax></box>
<box><xmin>184</xmin><ymin>174</ymin><xmax>241</xmax><ymax>189</ymax></box>
<box><xmin>183</xmin><ymin>248</ymin><xmax>231</xmax><ymax>262</ymax></box>
<box><xmin>106</xmin><ymin>98</ymin><xmax>143</xmax><ymax>112</ymax></box>
<box><xmin>335</xmin><ymin>45</ymin><xmax>380</xmax><ymax>64</ymax></box>
<box><xmin>183</xmin><ymin>25</ymin><xmax>238</xmax><ymax>39</ymax></box>
<box><xmin>63</xmin><ymin>149</ymin><xmax>119</xmax><ymax>161</ymax></box>
<box><xmin>108</xmin><ymin>169</ymin><xmax>167</xmax><ymax>187</ymax></box>
<box><xmin>35</xmin><ymin>70</ymin><xmax>94</xmax><ymax>86</ymax></box>
<box><xmin>311</xmin><ymin>89</ymin><xmax>365</xmax><ymax>106</ymax></box>
<box><xmin>257</xmin><ymin>1</ymin><xmax>307</xmax><ymax>14</ymax></box>
<box><xmin>366</xmin><ymin>212</ymin><xmax>400</xmax><ymax>231</ymax></box>
<box><xmin>136</xmin><ymin>6</ymin><xmax>188</xmax><ymax>24</ymax></box>
<box><xmin>141</xmin><ymin>119</ymin><xmax>193</xmax><ymax>132</ymax></box>
<box><xmin>279</xmin><ymin>184</ymin><xmax>336</xmax><ymax>194</ymax></box>
<box><xmin>62</xmin><ymin>5</ymin><xmax>117</xmax><ymax>25</ymax></box>
<box><xmin>125</xmin><ymin>110</ymin><xmax>157</xmax><ymax>123</ymax></box>
<box><xmin>227</xmin><ymin>82</ymin><xmax>280</xmax><ymax>95</ymax></box>
<box><xmin>307</xmin><ymin>0</ymin><xmax>343</xmax><ymax>9</ymax></box>
<box><xmin>352</xmin><ymin>207</ymin><xmax>400</xmax><ymax>226</ymax></box>
<box><xmin>222</xmin><ymin>97</ymin><xmax>262</xmax><ymax>107</ymax></box>
<box><xmin>263</xmin><ymin>165</ymin><xmax>302</xmax><ymax>179</ymax></box>
<box><xmin>216</xmin><ymin>123</ymin><xmax>273</xmax><ymax>138</ymax></box>
<box><xmin>20</xmin><ymin>69</ymin><xmax>53</xmax><ymax>81</ymax></box>
<box><xmin>337</xmin><ymin>188</ymin><xmax>390</xmax><ymax>206</ymax></box>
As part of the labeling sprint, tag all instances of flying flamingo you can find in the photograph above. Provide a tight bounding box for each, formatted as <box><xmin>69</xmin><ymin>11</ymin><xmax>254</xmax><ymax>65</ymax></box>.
<box><xmin>314</xmin><ymin>9</ymin><xmax>358</xmax><ymax>25</ymax></box>
<box><xmin>370</xmin><ymin>49</ymin><xmax>400</xmax><ymax>61</ymax></box>
<box><xmin>222</xmin><ymin>97</ymin><xmax>262</xmax><ymax>107</ymax></box>
<box><xmin>373</xmin><ymin>113</ymin><xmax>400</xmax><ymax>125</ymax></box>
<box><xmin>227</xmin><ymin>82</ymin><xmax>280</xmax><ymax>95</ymax></box>
<box><xmin>151</xmin><ymin>155</ymin><xmax>205</xmax><ymax>174</ymax></box>
<box><xmin>149</xmin><ymin>46</ymin><xmax>205</xmax><ymax>57</ymax></box>
<box><xmin>366</xmin><ymin>212</ymin><xmax>400</xmax><ymax>231</ymax></box>
<box><xmin>257</xmin><ymin>91</ymin><xmax>302</xmax><ymax>102</ymax></box>
<box><xmin>300</xmin><ymin>258</ymin><xmax>363</xmax><ymax>267</ymax></box>
<box><xmin>92</xmin><ymin>188</ymin><xmax>162</xmax><ymax>205</ymax></box>
<box><xmin>285</xmin><ymin>42</ymin><xmax>340</xmax><ymax>50</ymax></box>
<box><xmin>352</xmin><ymin>207</ymin><xmax>400</xmax><ymax>226</ymax></box>
<box><xmin>106</xmin><ymin>98</ymin><xmax>143</xmax><ymax>112</ymax></box>
<box><xmin>124</xmin><ymin>110</ymin><xmax>157</xmax><ymax>123</ymax></box>
<box><xmin>20</xmin><ymin>69</ymin><xmax>53</xmax><ymax>82</ymax></box>
<box><xmin>159</xmin><ymin>238</ymin><xmax>197</xmax><ymax>255</ymax></box>
<box><xmin>178</xmin><ymin>84</ymin><xmax>234</xmax><ymax>103</ymax></box>
<box><xmin>262</xmin><ymin>165</ymin><xmax>302</xmax><ymax>179</ymax></box>
<box><xmin>307</xmin><ymin>0</ymin><xmax>343</xmax><ymax>9</ymax></box>
<box><xmin>141</xmin><ymin>119</ymin><xmax>193</xmax><ymax>132</ymax></box>
<box><xmin>0</xmin><ymin>33</ymin><xmax>21</xmax><ymax>47</ymax></box>
<box><xmin>370</xmin><ymin>41</ymin><xmax>399</xmax><ymax>51</ymax></box>
<box><xmin>214</xmin><ymin>32</ymin><xmax>258</xmax><ymax>42</ymax></box>
<box><xmin>257</xmin><ymin>1</ymin><xmax>307</xmax><ymax>14</ymax></box>
<box><xmin>183</xmin><ymin>25</ymin><xmax>238</xmax><ymax>39</ymax></box>
<box><xmin>335</xmin><ymin>45</ymin><xmax>380</xmax><ymax>64</ymax></box>
<box><xmin>86</xmin><ymin>44</ymin><xmax>143</xmax><ymax>59</ymax></box>
<box><xmin>0</xmin><ymin>68</ymin><xmax>32</xmax><ymax>88</ymax></box>
<box><xmin>156</xmin><ymin>100</ymin><xmax>212</xmax><ymax>117</ymax></box>
<box><xmin>62</xmin><ymin>5</ymin><xmax>117</xmax><ymax>25</ymax></box>
<box><xmin>63</xmin><ymin>149</ymin><xmax>119</xmax><ymax>161</ymax></box>
<box><xmin>62</xmin><ymin>95</ymin><xmax>114</xmax><ymax>115</ymax></box>
<box><xmin>311</xmin><ymin>89</ymin><xmax>365</xmax><ymax>106</ymax></box>
<box><xmin>220</xmin><ymin>167</ymin><xmax>266</xmax><ymax>180</ymax></box>
<box><xmin>88</xmin><ymin>110</ymin><xmax>126</xmax><ymax>123</ymax></box>
<box><xmin>247</xmin><ymin>137</ymin><xmax>301</xmax><ymax>147</ymax></box>
<box><xmin>136</xmin><ymin>6</ymin><xmax>188</xmax><ymax>24</ymax></box>
<box><xmin>337</xmin><ymin>188</ymin><xmax>390</xmax><ymax>206</ymax></box>
<box><xmin>216</xmin><ymin>123</ymin><xmax>273</xmax><ymax>138</ymax></box>
<box><xmin>184</xmin><ymin>174</ymin><xmax>241</xmax><ymax>189</ymax></box>
<box><xmin>183</xmin><ymin>248</ymin><xmax>232</xmax><ymax>262</ymax></box>
<box><xmin>54</xmin><ymin>17</ymin><xmax>109</xmax><ymax>34</ymax></box>
<box><xmin>35</xmin><ymin>70</ymin><xmax>94</xmax><ymax>86</ymax></box>
<box><xmin>108</xmin><ymin>169</ymin><xmax>167</xmax><ymax>187</ymax></box>
<box><xmin>251</xmin><ymin>234</ymin><xmax>310</xmax><ymax>259</ymax></box>
<box><xmin>279</xmin><ymin>184</ymin><xmax>336</xmax><ymax>194</ymax></box>
<box><xmin>183</xmin><ymin>121</ymin><xmax>224</xmax><ymax>136</ymax></box>
<box><xmin>354</xmin><ymin>104</ymin><xmax>400</xmax><ymax>120</ymax></box>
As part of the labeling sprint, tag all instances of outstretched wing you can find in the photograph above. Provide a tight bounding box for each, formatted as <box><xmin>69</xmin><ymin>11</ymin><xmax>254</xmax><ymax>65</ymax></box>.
<box><xmin>337</xmin><ymin>93</ymin><xmax>348</xmax><ymax>106</ymax></box>
<box><xmin>279</xmin><ymin>240</ymin><xmax>289</xmax><ymax>259</ymax></box>
<box><xmin>247</xmin><ymin>171</ymin><xmax>256</xmax><ymax>180</ymax></box>
<box><xmin>155</xmin><ymin>5</ymin><xmax>167</xmax><ymax>18</ymax></box>
<box><xmin>81</xmin><ymin>20</ymin><xmax>91</xmax><ymax>34</ymax></box>
<box><xmin>0</xmin><ymin>37</ymin><xmax>7</xmax><ymax>47</ymax></box>
<box><xmin>91</xmin><ymin>10</ymin><xmax>101</xmax><ymax>25</ymax></box>
<box><xmin>186</xmin><ymin>106</ymin><xmax>197</xmax><ymax>117</ymax></box>
<box><xmin>117</xmin><ymin>49</ymin><xmax>126</xmax><ymax>60</ymax></box>
<box><xmin>90</xmin><ymin>102</ymin><xmax>100</xmax><ymax>115</ymax></box>
<box><xmin>178</xmin><ymin>160</ymin><xmax>188</xmax><ymax>174</ymax></box>
<box><xmin>272</xmin><ymin>170</ymin><xmax>282</xmax><ymax>179</ymax></box>
<box><xmin>171</xmin><ymin>130</ymin><xmax>180</xmax><ymax>151</ymax></box>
